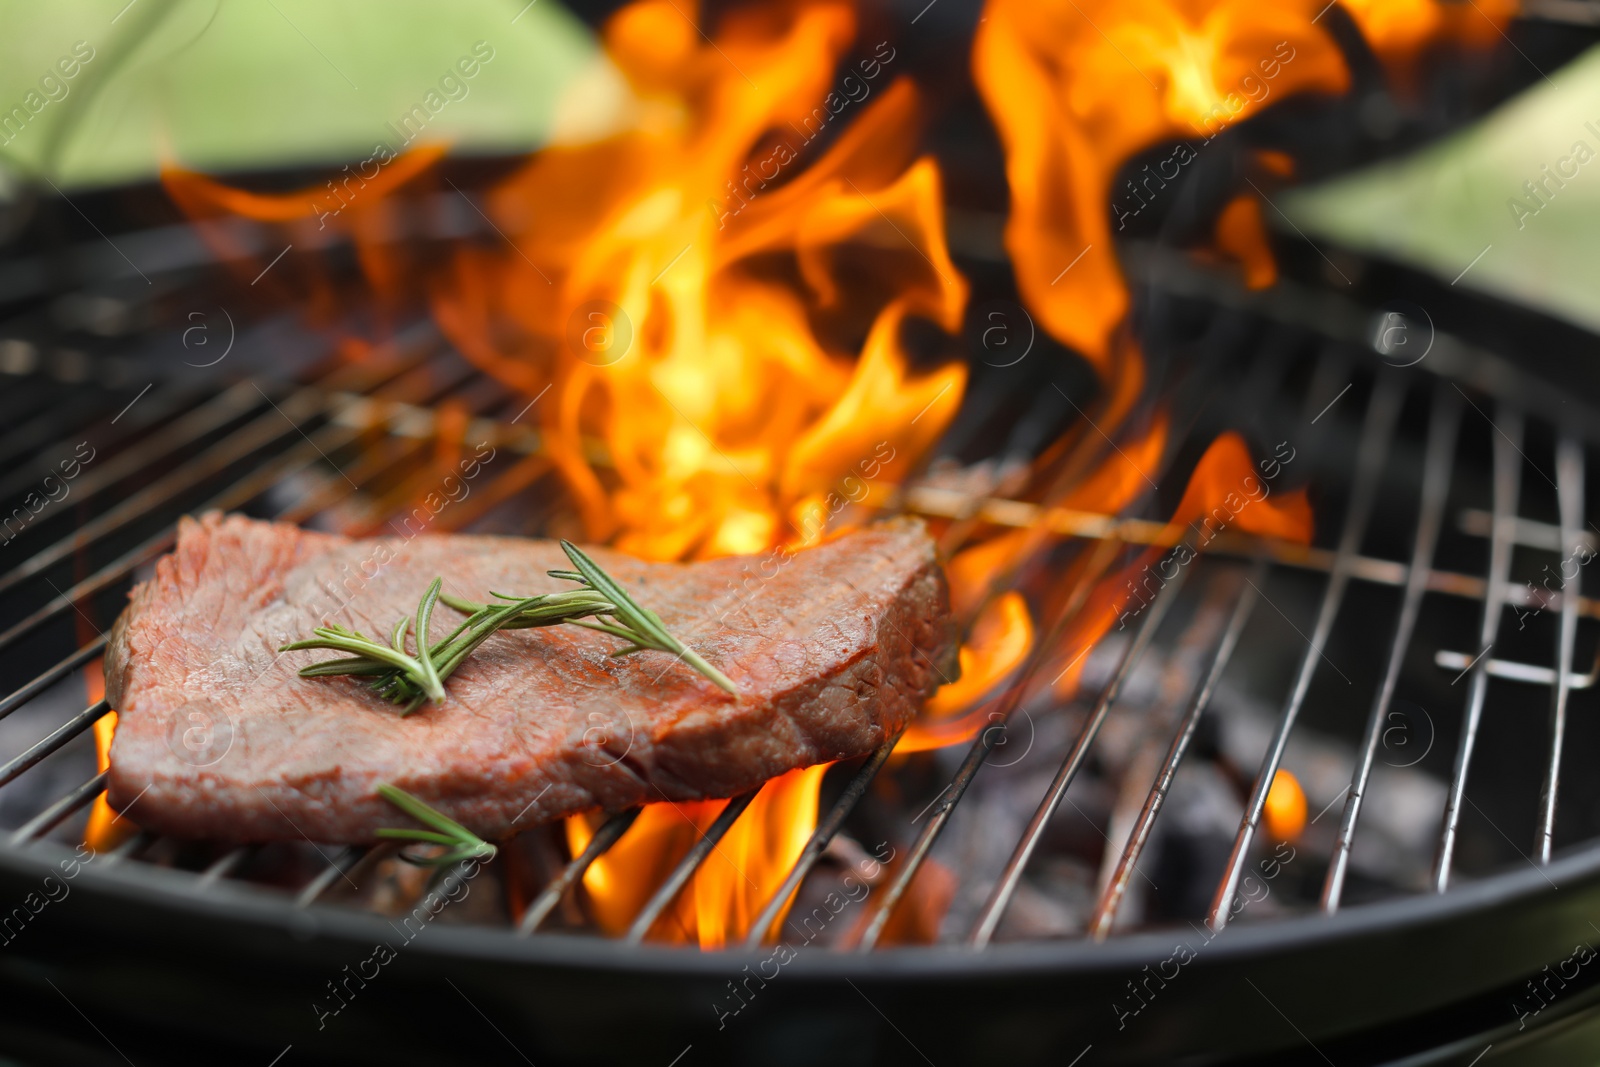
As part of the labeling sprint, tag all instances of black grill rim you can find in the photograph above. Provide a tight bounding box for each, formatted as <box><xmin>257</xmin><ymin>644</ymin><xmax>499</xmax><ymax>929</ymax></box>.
<box><xmin>5</xmin><ymin>825</ymin><xmax>1598</xmax><ymax>975</ymax></box>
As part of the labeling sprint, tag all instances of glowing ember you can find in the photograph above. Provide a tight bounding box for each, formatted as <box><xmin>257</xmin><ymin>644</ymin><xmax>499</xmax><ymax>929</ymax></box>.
<box><xmin>1264</xmin><ymin>768</ymin><xmax>1308</xmax><ymax>842</ymax></box>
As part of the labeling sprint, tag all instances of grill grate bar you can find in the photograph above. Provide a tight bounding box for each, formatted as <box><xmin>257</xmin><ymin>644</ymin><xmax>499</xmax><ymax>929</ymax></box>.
<box><xmin>296</xmin><ymin>846</ymin><xmax>368</xmax><ymax>907</ymax></box>
<box><xmin>0</xmin><ymin>634</ymin><xmax>105</xmax><ymax>722</ymax></box>
<box><xmin>1433</xmin><ymin>649</ymin><xmax>1597</xmax><ymax>687</ymax></box>
<box><xmin>0</xmin><ymin>376</ymin><xmax>221</xmax><ymax>512</ymax></box>
<box><xmin>198</xmin><ymin>845</ymin><xmax>255</xmax><ymax>886</ymax></box>
<box><xmin>845</xmin><ymin>536</ymin><xmax>1112</xmax><ymax>949</ymax></box>
<box><xmin>0</xmin><ymin>699</ymin><xmax>109</xmax><ymax>790</ymax></box>
<box><xmin>1322</xmin><ymin>385</ymin><xmax>1462</xmax><ymax>911</ymax></box>
<box><xmin>625</xmin><ymin>789</ymin><xmax>760</xmax><ymax>944</ymax></box>
<box><xmin>1088</xmin><ymin>564</ymin><xmax>1264</xmax><ymax>939</ymax></box>
<box><xmin>1209</xmin><ymin>374</ymin><xmax>1403</xmax><ymax>930</ymax></box>
<box><xmin>0</xmin><ymin>336</ymin><xmax>442</xmax><ymax>607</ymax></box>
<box><xmin>743</xmin><ymin>728</ymin><xmax>907</xmax><ymax>948</ymax></box>
<box><xmin>1434</xmin><ymin>408</ymin><xmax>1523</xmax><ymax>891</ymax></box>
<box><xmin>0</xmin><ymin>369</ymin><xmax>423</xmax><ymax>655</ymax></box>
<box><xmin>8</xmin><ymin>769</ymin><xmax>107</xmax><ymax>846</ymax></box>
<box><xmin>100</xmin><ymin>829</ymin><xmax>157</xmax><ymax>867</ymax></box>
<box><xmin>0</xmin><ymin>395</ymin><xmax>108</xmax><ymax>472</ymax></box>
<box><xmin>518</xmin><ymin>809</ymin><xmax>639</xmax><ymax>935</ymax></box>
<box><xmin>0</xmin><ymin>383</ymin><xmax>311</xmax><ymax>599</ymax></box>
<box><xmin>1537</xmin><ymin>436</ymin><xmax>1584</xmax><ymax>863</ymax></box>
<box><xmin>966</xmin><ymin>556</ymin><xmax>1192</xmax><ymax>948</ymax></box>
<box><xmin>852</xmin><ymin>537</ymin><xmax>1121</xmax><ymax>951</ymax></box>
<box><xmin>896</xmin><ymin>487</ymin><xmax>1600</xmax><ymax>621</ymax></box>
<box><xmin>0</xmin><ymin>529</ymin><xmax>176</xmax><ymax>655</ymax></box>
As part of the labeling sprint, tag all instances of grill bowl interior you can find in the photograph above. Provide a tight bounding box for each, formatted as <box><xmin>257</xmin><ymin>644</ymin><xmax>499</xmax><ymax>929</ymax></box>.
<box><xmin>5</xmin><ymin>7</ymin><xmax>1600</xmax><ymax>1058</ymax></box>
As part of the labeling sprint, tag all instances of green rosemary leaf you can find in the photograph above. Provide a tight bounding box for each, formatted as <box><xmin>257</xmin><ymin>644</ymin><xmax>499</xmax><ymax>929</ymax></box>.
<box><xmin>389</xmin><ymin>615</ymin><xmax>409</xmax><ymax>657</ymax></box>
<box><xmin>565</xmin><ymin>617</ymin><xmax>646</xmax><ymax>643</ymax></box>
<box><xmin>412</xmin><ymin>577</ymin><xmax>446</xmax><ymax>703</ymax></box>
<box><xmin>284</xmin><ymin>578</ymin><xmax>536</xmax><ymax>714</ymax></box>
<box><xmin>297</xmin><ymin>658</ymin><xmax>395</xmax><ymax>679</ymax></box>
<box><xmin>431</xmin><ymin>597</ymin><xmax>538</xmax><ymax>678</ymax></box>
<box><xmin>545</xmin><ymin>569</ymin><xmax>587</xmax><ymax>584</ymax></box>
<box><xmin>438</xmin><ymin>592</ymin><xmax>484</xmax><ymax>615</ymax></box>
<box><xmin>376</xmin><ymin>783</ymin><xmax>496</xmax><ymax>866</ymax></box>
<box><xmin>558</xmin><ymin>541</ymin><xmax>652</xmax><ymax>630</ymax></box>
<box><xmin>556</xmin><ymin>541</ymin><xmax>738</xmax><ymax>697</ymax></box>
<box><xmin>289</xmin><ymin>542</ymin><xmax>738</xmax><ymax>712</ymax></box>
<box><xmin>281</xmin><ymin>631</ymin><xmax>419</xmax><ymax>675</ymax></box>
<box><xmin>442</xmin><ymin>589</ymin><xmax>616</xmax><ymax>633</ymax></box>
<box><xmin>375</xmin><ymin>828</ymin><xmax>458</xmax><ymax>847</ymax></box>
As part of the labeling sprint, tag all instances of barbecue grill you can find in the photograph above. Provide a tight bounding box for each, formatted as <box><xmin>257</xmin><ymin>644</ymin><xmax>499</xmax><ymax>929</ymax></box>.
<box><xmin>6</xmin><ymin>3</ymin><xmax>1600</xmax><ymax>1066</ymax></box>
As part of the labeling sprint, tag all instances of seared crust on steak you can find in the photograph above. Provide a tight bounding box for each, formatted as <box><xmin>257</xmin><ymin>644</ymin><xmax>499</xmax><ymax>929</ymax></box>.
<box><xmin>105</xmin><ymin>513</ymin><xmax>955</xmax><ymax>842</ymax></box>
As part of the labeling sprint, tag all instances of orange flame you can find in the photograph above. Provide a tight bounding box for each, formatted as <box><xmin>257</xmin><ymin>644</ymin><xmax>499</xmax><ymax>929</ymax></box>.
<box><xmin>972</xmin><ymin>0</ymin><xmax>1349</xmax><ymax>372</ymax></box>
<box><xmin>83</xmin><ymin>661</ymin><xmax>132</xmax><ymax>852</ymax></box>
<box><xmin>1052</xmin><ymin>431</ymin><xmax>1311</xmax><ymax>693</ymax></box>
<box><xmin>433</xmin><ymin>5</ymin><xmax>967</xmax><ymax>559</ymax></box>
<box><xmin>148</xmin><ymin>0</ymin><xmax>1411</xmax><ymax>946</ymax></box>
<box><xmin>972</xmin><ymin>0</ymin><xmax>1516</xmax><ymax>372</ymax></box>
<box><xmin>1171</xmin><ymin>431</ymin><xmax>1311</xmax><ymax>540</ymax></box>
<box><xmin>159</xmin><ymin>0</ymin><xmax>973</xmax><ymax>948</ymax></box>
<box><xmin>1339</xmin><ymin>0</ymin><xmax>1517</xmax><ymax>75</ymax></box>
<box><xmin>506</xmin><ymin>2</ymin><xmax>965</xmax><ymax>941</ymax></box>
<box><xmin>1214</xmin><ymin>193</ymin><xmax>1278</xmax><ymax>290</ymax></box>
<box><xmin>568</xmin><ymin>764</ymin><xmax>826</xmax><ymax>948</ymax></box>
<box><xmin>901</xmin><ymin>591</ymin><xmax>1035</xmax><ymax>753</ymax></box>
<box><xmin>163</xmin><ymin>145</ymin><xmax>449</xmax><ymax>323</ymax></box>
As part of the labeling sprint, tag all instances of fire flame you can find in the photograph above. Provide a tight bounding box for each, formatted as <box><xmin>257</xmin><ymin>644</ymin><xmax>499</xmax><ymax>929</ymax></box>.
<box><xmin>499</xmin><ymin>1</ymin><xmax>966</xmax><ymax>942</ymax></box>
<box><xmin>569</xmin><ymin>764</ymin><xmax>826</xmax><ymax>948</ymax></box>
<box><xmin>162</xmin><ymin>0</ymin><xmax>968</xmax><ymax>942</ymax></box>
<box><xmin>83</xmin><ymin>661</ymin><xmax>133</xmax><ymax>852</ymax></box>
<box><xmin>435</xmin><ymin>5</ymin><xmax>966</xmax><ymax>560</ymax></box>
<box><xmin>1214</xmin><ymin>193</ymin><xmax>1278</xmax><ymax>290</ymax></box>
<box><xmin>972</xmin><ymin>0</ymin><xmax>1349</xmax><ymax>373</ymax></box>
<box><xmin>1050</xmin><ymin>432</ymin><xmax>1313</xmax><ymax>695</ymax></box>
<box><xmin>143</xmin><ymin>0</ymin><xmax>1481</xmax><ymax>944</ymax></box>
<box><xmin>1339</xmin><ymin>0</ymin><xmax>1517</xmax><ymax>75</ymax></box>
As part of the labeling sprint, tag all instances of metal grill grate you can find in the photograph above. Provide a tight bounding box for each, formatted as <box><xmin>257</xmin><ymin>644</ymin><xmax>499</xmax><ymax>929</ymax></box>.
<box><xmin>0</xmin><ymin>246</ymin><xmax>1595</xmax><ymax>958</ymax></box>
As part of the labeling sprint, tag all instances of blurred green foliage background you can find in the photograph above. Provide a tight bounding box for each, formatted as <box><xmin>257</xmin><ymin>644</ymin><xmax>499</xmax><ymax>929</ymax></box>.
<box><xmin>0</xmin><ymin>0</ymin><xmax>620</xmax><ymax>187</ymax></box>
<box><xmin>1288</xmin><ymin>45</ymin><xmax>1600</xmax><ymax>335</ymax></box>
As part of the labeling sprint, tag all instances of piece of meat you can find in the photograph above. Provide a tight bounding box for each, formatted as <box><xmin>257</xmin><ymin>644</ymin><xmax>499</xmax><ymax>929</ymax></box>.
<box><xmin>104</xmin><ymin>512</ymin><xmax>957</xmax><ymax>843</ymax></box>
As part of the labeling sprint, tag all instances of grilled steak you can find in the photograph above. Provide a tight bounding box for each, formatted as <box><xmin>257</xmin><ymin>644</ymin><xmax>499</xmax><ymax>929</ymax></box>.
<box><xmin>105</xmin><ymin>512</ymin><xmax>956</xmax><ymax>843</ymax></box>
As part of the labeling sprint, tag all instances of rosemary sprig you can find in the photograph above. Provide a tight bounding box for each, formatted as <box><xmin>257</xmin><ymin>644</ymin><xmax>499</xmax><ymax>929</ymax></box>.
<box><xmin>441</xmin><ymin>542</ymin><xmax>737</xmax><ymax>696</ymax></box>
<box><xmin>284</xmin><ymin>542</ymin><xmax>737</xmax><ymax>711</ymax></box>
<box><xmin>556</xmin><ymin>540</ymin><xmax>738</xmax><ymax>697</ymax></box>
<box><xmin>375</xmin><ymin>783</ymin><xmax>496</xmax><ymax>866</ymax></box>
<box><xmin>281</xmin><ymin>579</ymin><xmax>607</xmax><ymax>714</ymax></box>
